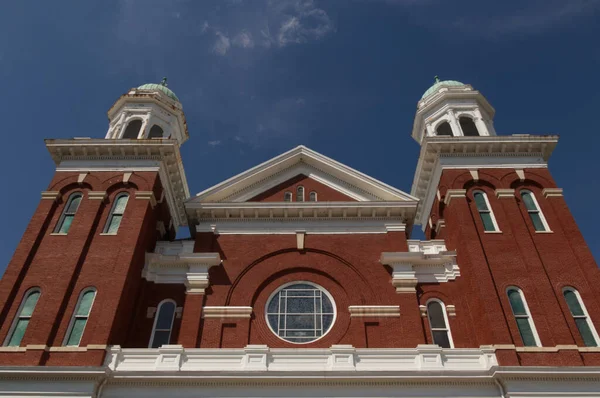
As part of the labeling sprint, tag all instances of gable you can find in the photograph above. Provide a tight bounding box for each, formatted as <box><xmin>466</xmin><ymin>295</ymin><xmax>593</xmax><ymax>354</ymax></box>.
<box><xmin>249</xmin><ymin>174</ymin><xmax>357</xmax><ymax>202</ymax></box>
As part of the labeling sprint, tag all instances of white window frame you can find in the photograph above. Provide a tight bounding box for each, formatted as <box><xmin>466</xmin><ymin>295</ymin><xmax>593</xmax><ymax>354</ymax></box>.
<box><xmin>520</xmin><ymin>190</ymin><xmax>551</xmax><ymax>232</ymax></box>
<box><xmin>562</xmin><ymin>287</ymin><xmax>600</xmax><ymax>346</ymax></box>
<box><xmin>425</xmin><ymin>298</ymin><xmax>454</xmax><ymax>348</ymax></box>
<box><xmin>472</xmin><ymin>190</ymin><xmax>500</xmax><ymax>232</ymax></box>
<box><xmin>506</xmin><ymin>286</ymin><xmax>541</xmax><ymax>347</ymax></box>
<box><xmin>63</xmin><ymin>287</ymin><xmax>97</xmax><ymax>347</ymax></box>
<box><xmin>102</xmin><ymin>192</ymin><xmax>129</xmax><ymax>234</ymax></box>
<box><xmin>54</xmin><ymin>192</ymin><xmax>83</xmax><ymax>234</ymax></box>
<box><xmin>264</xmin><ymin>281</ymin><xmax>337</xmax><ymax>345</ymax></box>
<box><xmin>284</xmin><ymin>191</ymin><xmax>292</xmax><ymax>202</ymax></box>
<box><xmin>296</xmin><ymin>186</ymin><xmax>305</xmax><ymax>202</ymax></box>
<box><xmin>309</xmin><ymin>191</ymin><xmax>317</xmax><ymax>202</ymax></box>
<box><xmin>149</xmin><ymin>299</ymin><xmax>177</xmax><ymax>348</ymax></box>
<box><xmin>3</xmin><ymin>288</ymin><xmax>41</xmax><ymax>347</ymax></box>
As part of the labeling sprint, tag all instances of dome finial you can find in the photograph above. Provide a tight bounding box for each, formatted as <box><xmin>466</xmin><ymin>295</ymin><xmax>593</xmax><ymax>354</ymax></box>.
<box><xmin>434</xmin><ymin>75</ymin><xmax>440</xmax><ymax>83</ymax></box>
<box><xmin>161</xmin><ymin>77</ymin><xmax>168</xmax><ymax>87</ymax></box>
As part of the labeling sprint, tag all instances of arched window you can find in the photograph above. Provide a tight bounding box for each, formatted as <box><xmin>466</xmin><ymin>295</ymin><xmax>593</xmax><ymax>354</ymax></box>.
<box><xmin>309</xmin><ymin>191</ymin><xmax>317</xmax><ymax>202</ymax></box>
<box><xmin>296</xmin><ymin>186</ymin><xmax>305</xmax><ymax>202</ymax></box>
<box><xmin>426</xmin><ymin>299</ymin><xmax>453</xmax><ymax>348</ymax></box>
<box><xmin>436</xmin><ymin>121</ymin><xmax>453</xmax><ymax>136</ymax></box>
<box><xmin>123</xmin><ymin>120</ymin><xmax>143</xmax><ymax>139</ymax></box>
<box><xmin>4</xmin><ymin>288</ymin><xmax>41</xmax><ymax>347</ymax></box>
<box><xmin>148</xmin><ymin>124</ymin><xmax>164</xmax><ymax>139</ymax></box>
<box><xmin>507</xmin><ymin>287</ymin><xmax>540</xmax><ymax>347</ymax></box>
<box><xmin>563</xmin><ymin>288</ymin><xmax>599</xmax><ymax>347</ymax></box>
<box><xmin>520</xmin><ymin>190</ymin><xmax>550</xmax><ymax>232</ymax></box>
<box><xmin>149</xmin><ymin>299</ymin><xmax>176</xmax><ymax>348</ymax></box>
<box><xmin>54</xmin><ymin>192</ymin><xmax>82</xmax><ymax>234</ymax></box>
<box><xmin>459</xmin><ymin>117</ymin><xmax>479</xmax><ymax>136</ymax></box>
<box><xmin>104</xmin><ymin>193</ymin><xmax>129</xmax><ymax>234</ymax></box>
<box><xmin>473</xmin><ymin>191</ymin><xmax>499</xmax><ymax>232</ymax></box>
<box><xmin>284</xmin><ymin>191</ymin><xmax>292</xmax><ymax>202</ymax></box>
<box><xmin>64</xmin><ymin>288</ymin><xmax>96</xmax><ymax>346</ymax></box>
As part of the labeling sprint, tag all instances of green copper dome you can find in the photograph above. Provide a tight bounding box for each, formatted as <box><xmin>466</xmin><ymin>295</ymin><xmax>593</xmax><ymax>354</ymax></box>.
<box><xmin>421</xmin><ymin>77</ymin><xmax>465</xmax><ymax>99</ymax></box>
<box><xmin>138</xmin><ymin>78</ymin><xmax>179</xmax><ymax>102</ymax></box>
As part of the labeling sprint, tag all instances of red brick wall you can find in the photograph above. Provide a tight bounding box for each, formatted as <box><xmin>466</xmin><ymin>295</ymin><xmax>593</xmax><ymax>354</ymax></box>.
<box><xmin>250</xmin><ymin>174</ymin><xmax>356</xmax><ymax>202</ymax></box>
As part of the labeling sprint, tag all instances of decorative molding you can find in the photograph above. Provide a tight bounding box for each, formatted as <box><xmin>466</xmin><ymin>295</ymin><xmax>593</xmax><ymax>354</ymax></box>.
<box><xmin>444</xmin><ymin>189</ymin><xmax>466</xmax><ymax>206</ymax></box>
<box><xmin>446</xmin><ymin>305</ymin><xmax>456</xmax><ymax>317</ymax></box>
<box><xmin>202</xmin><ymin>306</ymin><xmax>253</xmax><ymax>319</ymax></box>
<box><xmin>88</xmin><ymin>191</ymin><xmax>107</xmax><ymax>201</ymax></box>
<box><xmin>515</xmin><ymin>169</ymin><xmax>525</xmax><ymax>182</ymax></box>
<box><xmin>296</xmin><ymin>231</ymin><xmax>305</xmax><ymax>250</ymax></box>
<box><xmin>135</xmin><ymin>191</ymin><xmax>157</xmax><ymax>208</ymax></box>
<box><xmin>469</xmin><ymin>169</ymin><xmax>479</xmax><ymax>182</ymax></box>
<box><xmin>419</xmin><ymin>305</ymin><xmax>427</xmax><ymax>317</ymax></box>
<box><xmin>41</xmin><ymin>191</ymin><xmax>60</xmax><ymax>201</ymax></box>
<box><xmin>381</xmin><ymin>240</ymin><xmax>460</xmax><ymax>293</ymax></box>
<box><xmin>435</xmin><ymin>219</ymin><xmax>445</xmax><ymax>235</ymax></box>
<box><xmin>543</xmin><ymin>188</ymin><xmax>563</xmax><ymax>198</ymax></box>
<box><xmin>348</xmin><ymin>305</ymin><xmax>400</xmax><ymax>317</ymax></box>
<box><xmin>77</xmin><ymin>172</ymin><xmax>88</xmax><ymax>184</ymax></box>
<box><xmin>123</xmin><ymin>172</ymin><xmax>132</xmax><ymax>184</ymax></box>
<box><xmin>495</xmin><ymin>188</ymin><xmax>515</xmax><ymax>199</ymax></box>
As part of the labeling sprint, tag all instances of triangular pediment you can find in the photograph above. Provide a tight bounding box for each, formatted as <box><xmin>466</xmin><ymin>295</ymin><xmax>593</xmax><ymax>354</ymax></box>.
<box><xmin>188</xmin><ymin>146</ymin><xmax>417</xmax><ymax>203</ymax></box>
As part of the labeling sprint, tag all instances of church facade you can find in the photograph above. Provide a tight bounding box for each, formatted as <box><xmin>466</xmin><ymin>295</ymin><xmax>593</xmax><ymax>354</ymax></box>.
<box><xmin>1</xmin><ymin>79</ymin><xmax>600</xmax><ymax>397</ymax></box>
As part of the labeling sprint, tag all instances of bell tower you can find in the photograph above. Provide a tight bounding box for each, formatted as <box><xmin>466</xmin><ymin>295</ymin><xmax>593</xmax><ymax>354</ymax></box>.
<box><xmin>410</xmin><ymin>77</ymin><xmax>600</xmax><ymax>363</ymax></box>
<box><xmin>0</xmin><ymin>80</ymin><xmax>190</xmax><ymax>366</ymax></box>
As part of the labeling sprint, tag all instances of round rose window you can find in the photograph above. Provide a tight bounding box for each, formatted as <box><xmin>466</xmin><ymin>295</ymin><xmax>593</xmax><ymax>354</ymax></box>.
<box><xmin>266</xmin><ymin>282</ymin><xmax>336</xmax><ymax>343</ymax></box>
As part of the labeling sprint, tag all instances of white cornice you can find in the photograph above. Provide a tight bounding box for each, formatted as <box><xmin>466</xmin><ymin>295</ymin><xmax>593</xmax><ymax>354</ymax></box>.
<box><xmin>46</xmin><ymin>139</ymin><xmax>190</xmax><ymax>227</ymax></box>
<box><xmin>190</xmin><ymin>146</ymin><xmax>418</xmax><ymax>204</ymax></box>
<box><xmin>411</xmin><ymin>135</ymin><xmax>558</xmax><ymax>229</ymax></box>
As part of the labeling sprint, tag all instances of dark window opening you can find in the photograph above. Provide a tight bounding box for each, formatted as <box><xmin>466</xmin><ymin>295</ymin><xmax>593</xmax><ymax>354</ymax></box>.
<box><xmin>436</xmin><ymin>122</ymin><xmax>453</xmax><ymax>136</ymax></box>
<box><xmin>459</xmin><ymin>117</ymin><xmax>479</xmax><ymax>136</ymax></box>
<box><xmin>123</xmin><ymin>120</ymin><xmax>142</xmax><ymax>139</ymax></box>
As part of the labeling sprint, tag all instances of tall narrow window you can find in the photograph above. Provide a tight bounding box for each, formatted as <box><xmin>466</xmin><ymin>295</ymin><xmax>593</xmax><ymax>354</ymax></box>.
<box><xmin>473</xmin><ymin>191</ymin><xmax>499</xmax><ymax>232</ymax></box>
<box><xmin>309</xmin><ymin>191</ymin><xmax>317</xmax><ymax>202</ymax></box>
<box><xmin>436</xmin><ymin>121</ymin><xmax>453</xmax><ymax>136</ymax></box>
<box><xmin>4</xmin><ymin>289</ymin><xmax>41</xmax><ymax>347</ymax></box>
<box><xmin>104</xmin><ymin>193</ymin><xmax>129</xmax><ymax>234</ymax></box>
<box><xmin>426</xmin><ymin>299</ymin><xmax>453</xmax><ymax>348</ymax></box>
<box><xmin>149</xmin><ymin>300</ymin><xmax>176</xmax><ymax>348</ymax></box>
<box><xmin>507</xmin><ymin>287</ymin><xmax>540</xmax><ymax>347</ymax></box>
<box><xmin>563</xmin><ymin>288</ymin><xmax>599</xmax><ymax>347</ymax></box>
<box><xmin>520</xmin><ymin>190</ymin><xmax>549</xmax><ymax>232</ymax></box>
<box><xmin>54</xmin><ymin>193</ymin><xmax>82</xmax><ymax>234</ymax></box>
<box><xmin>296</xmin><ymin>186</ymin><xmax>305</xmax><ymax>202</ymax></box>
<box><xmin>123</xmin><ymin>120</ymin><xmax>142</xmax><ymax>139</ymax></box>
<box><xmin>459</xmin><ymin>117</ymin><xmax>480</xmax><ymax>136</ymax></box>
<box><xmin>64</xmin><ymin>288</ymin><xmax>96</xmax><ymax>346</ymax></box>
<box><xmin>148</xmin><ymin>124</ymin><xmax>164</xmax><ymax>139</ymax></box>
<box><xmin>284</xmin><ymin>191</ymin><xmax>292</xmax><ymax>202</ymax></box>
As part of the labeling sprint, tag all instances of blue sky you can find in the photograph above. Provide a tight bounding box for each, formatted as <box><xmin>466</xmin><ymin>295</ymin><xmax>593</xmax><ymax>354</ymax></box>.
<box><xmin>1</xmin><ymin>0</ymin><xmax>600</xmax><ymax>276</ymax></box>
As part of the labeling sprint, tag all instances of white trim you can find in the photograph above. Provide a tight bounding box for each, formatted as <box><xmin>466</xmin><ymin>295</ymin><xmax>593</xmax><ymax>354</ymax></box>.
<box><xmin>495</xmin><ymin>188</ymin><xmax>515</xmax><ymax>199</ymax></box>
<box><xmin>543</xmin><ymin>187</ymin><xmax>564</xmax><ymax>198</ymax></box>
<box><xmin>41</xmin><ymin>191</ymin><xmax>60</xmax><ymax>201</ymax></box>
<box><xmin>202</xmin><ymin>306</ymin><xmax>253</xmax><ymax>319</ymax></box>
<box><xmin>506</xmin><ymin>286</ymin><xmax>542</xmax><ymax>347</ymax></box>
<box><xmin>296</xmin><ymin>185</ymin><xmax>305</xmax><ymax>202</ymax></box>
<box><xmin>264</xmin><ymin>281</ymin><xmax>337</xmax><ymax>345</ymax></box>
<box><xmin>62</xmin><ymin>287</ymin><xmax>97</xmax><ymax>347</ymax></box>
<box><xmin>473</xmin><ymin>190</ymin><xmax>501</xmax><ymax>232</ymax></box>
<box><xmin>443</xmin><ymin>189</ymin><xmax>466</xmax><ymax>206</ymax></box>
<box><xmin>149</xmin><ymin>299</ymin><xmax>177</xmax><ymax>348</ymax></box>
<box><xmin>3</xmin><ymin>288</ymin><xmax>41</xmax><ymax>347</ymax></box>
<box><xmin>562</xmin><ymin>287</ymin><xmax>600</xmax><ymax>347</ymax></box>
<box><xmin>519</xmin><ymin>190</ymin><xmax>551</xmax><ymax>232</ymax></box>
<box><xmin>348</xmin><ymin>305</ymin><xmax>400</xmax><ymax>317</ymax></box>
<box><xmin>426</xmin><ymin>299</ymin><xmax>455</xmax><ymax>348</ymax></box>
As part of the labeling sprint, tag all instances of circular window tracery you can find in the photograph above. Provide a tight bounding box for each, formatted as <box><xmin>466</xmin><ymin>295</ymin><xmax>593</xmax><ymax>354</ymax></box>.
<box><xmin>265</xmin><ymin>282</ymin><xmax>336</xmax><ymax>344</ymax></box>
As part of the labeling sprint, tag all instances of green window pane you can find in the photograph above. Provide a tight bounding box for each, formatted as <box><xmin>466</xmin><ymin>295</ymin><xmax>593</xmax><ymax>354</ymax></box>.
<box><xmin>521</xmin><ymin>192</ymin><xmax>537</xmax><ymax>211</ymax></box>
<box><xmin>156</xmin><ymin>302</ymin><xmax>175</xmax><ymax>330</ymax></box>
<box><xmin>7</xmin><ymin>319</ymin><xmax>29</xmax><ymax>347</ymax></box>
<box><xmin>20</xmin><ymin>292</ymin><xmax>40</xmax><ymax>317</ymax></box>
<box><xmin>67</xmin><ymin>195</ymin><xmax>82</xmax><ymax>213</ymax></box>
<box><xmin>76</xmin><ymin>291</ymin><xmax>95</xmax><ymax>316</ymax></box>
<box><xmin>575</xmin><ymin>318</ymin><xmax>598</xmax><ymax>347</ymax></box>
<box><xmin>106</xmin><ymin>215</ymin><xmax>122</xmax><ymax>233</ymax></box>
<box><xmin>529</xmin><ymin>212</ymin><xmax>546</xmax><ymax>231</ymax></box>
<box><xmin>114</xmin><ymin>195</ymin><xmax>129</xmax><ymax>214</ymax></box>
<box><xmin>564</xmin><ymin>290</ymin><xmax>584</xmax><ymax>316</ymax></box>
<box><xmin>432</xmin><ymin>330</ymin><xmax>451</xmax><ymax>348</ymax></box>
<box><xmin>516</xmin><ymin>318</ymin><xmax>537</xmax><ymax>346</ymax></box>
<box><xmin>480</xmin><ymin>212</ymin><xmax>496</xmax><ymax>231</ymax></box>
<box><xmin>66</xmin><ymin>318</ymin><xmax>87</xmax><ymax>346</ymax></box>
<box><xmin>427</xmin><ymin>302</ymin><xmax>446</xmax><ymax>329</ymax></box>
<box><xmin>508</xmin><ymin>290</ymin><xmax>527</xmax><ymax>315</ymax></box>
<box><xmin>59</xmin><ymin>215</ymin><xmax>74</xmax><ymax>233</ymax></box>
<box><xmin>473</xmin><ymin>193</ymin><xmax>489</xmax><ymax>211</ymax></box>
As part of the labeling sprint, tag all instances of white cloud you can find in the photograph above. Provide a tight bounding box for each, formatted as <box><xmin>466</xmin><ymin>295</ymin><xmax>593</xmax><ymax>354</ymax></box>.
<box><xmin>272</xmin><ymin>0</ymin><xmax>335</xmax><ymax>47</ymax></box>
<box><xmin>201</xmin><ymin>20</ymin><xmax>210</xmax><ymax>33</ymax></box>
<box><xmin>232</xmin><ymin>31</ymin><xmax>255</xmax><ymax>48</ymax></box>
<box><xmin>213</xmin><ymin>31</ymin><xmax>231</xmax><ymax>55</ymax></box>
<box><xmin>207</xmin><ymin>140</ymin><xmax>222</xmax><ymax>147</ymax></box>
